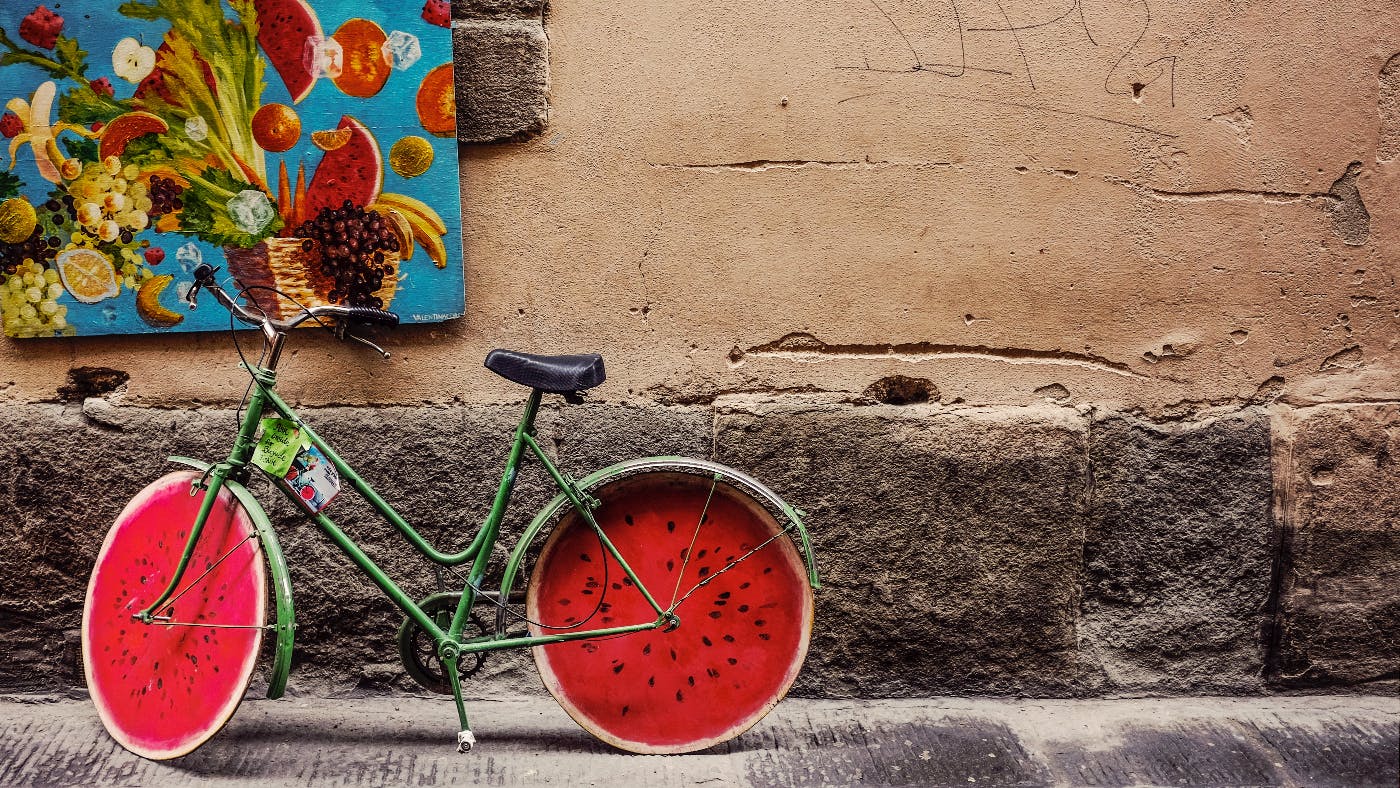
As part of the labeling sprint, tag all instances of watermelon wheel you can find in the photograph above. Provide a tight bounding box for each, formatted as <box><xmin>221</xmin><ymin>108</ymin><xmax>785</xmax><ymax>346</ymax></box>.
<box><xmin>82</xmin><ymin>471</ymin><xmax>268</xmax><ymax>760</ymax></box>
<box><xmin>526</xmin><ymin>470</ymin><xmax>813</xmax><ymax>754</ymax></box>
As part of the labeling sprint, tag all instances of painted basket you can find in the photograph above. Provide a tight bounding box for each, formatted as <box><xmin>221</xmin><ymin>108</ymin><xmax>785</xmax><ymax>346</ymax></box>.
<box><xmin>223</xmin><ymin>238</ymin><xmax>399</xmax><ymax>321</ymax></box>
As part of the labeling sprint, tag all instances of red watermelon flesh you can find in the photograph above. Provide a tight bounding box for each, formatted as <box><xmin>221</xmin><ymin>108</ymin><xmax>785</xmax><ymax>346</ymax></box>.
<box><xmin>303</xmin><ymin>115</ymin><xmax>383</xmax><ymax>216</ymax></box>
<box><xmin>527</xmin><ymin>473</ymin><xmax>813</xmax><ymax>754</ymax></box>
<box><xmin>253</xmin><ymin>0</ymin><xmax>322</xmax><ymax>104</ymax></box>
<box><xmin>83</xmin><ymin>472</ymin><xmax>266</xmax><ymax>760</ymax></box>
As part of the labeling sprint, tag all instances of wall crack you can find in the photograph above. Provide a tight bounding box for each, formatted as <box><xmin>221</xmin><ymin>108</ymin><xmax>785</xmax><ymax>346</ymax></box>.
<box><xmin>739</xmin><ymin>332</ymin><xmax>1147</xmax><ymax>379</ymax></box>
<box><xmin>648</xmin><ymin>157</ymin><xmax>953</xmax><ymax>173</ymax></box>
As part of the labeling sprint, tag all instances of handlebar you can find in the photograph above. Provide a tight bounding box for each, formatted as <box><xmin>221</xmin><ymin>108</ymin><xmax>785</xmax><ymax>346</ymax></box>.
<box><xmin>187</xmin><ymin>263</ymin><xmax>398</xmax><ymax>358</ymax></box>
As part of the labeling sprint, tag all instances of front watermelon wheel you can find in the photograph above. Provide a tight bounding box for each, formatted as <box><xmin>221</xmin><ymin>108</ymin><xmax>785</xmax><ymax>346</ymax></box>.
<box><xmin>82</xmin><ymin>471</ymin><xmax>267</xmax><ymax>760</ymax></box>
<box><xmin>526</xmin><ymin>470</ymin><xmax>813</xmax><ymax>754</ymax></box>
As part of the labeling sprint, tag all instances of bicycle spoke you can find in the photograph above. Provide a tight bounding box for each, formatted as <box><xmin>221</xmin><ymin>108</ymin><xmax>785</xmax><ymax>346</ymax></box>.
<box><xmin>668</xmin><ymin>474</ymin><xmax>719</xmax><ymax>608</ymax></box>
<box><xmin>671</xmin><ymin>521</ymin><xmax>797</xmax><ymax>611</ymax></box>
<box><xmin>152</xmin><ymin>533</ymin><xmax>257</xmax><ymax>616</ymax></box>
<box><xmin>148</xmin><ymin>619</ymin><xmax>272</xmax><ymax>631</ymax></box>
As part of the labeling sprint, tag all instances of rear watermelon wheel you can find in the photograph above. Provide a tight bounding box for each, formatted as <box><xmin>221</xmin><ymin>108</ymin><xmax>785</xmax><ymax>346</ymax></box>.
<box><xmin>526</xmin><ymin>470</ymin><xmax>813</xmax><ymax>754</ymax></box>
<box><xmin>82</xmin><ymin>471</ymin><xmax>267</xmax><ymax>760</ymax></box>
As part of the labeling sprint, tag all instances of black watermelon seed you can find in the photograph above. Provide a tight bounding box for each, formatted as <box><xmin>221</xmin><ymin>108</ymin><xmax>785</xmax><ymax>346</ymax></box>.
<box><xmin>622</xmin><ymin>705</ymin><xmax>629</xmax><ymax>716</ymax></box>
<box><xmin>600</xmin><ymin>603</ymin><xmax>612</xmax><ymax>613</ymax></box>
<box><xmin>559</xmin><ymin>598</ymin><xmax>571</xmax><ymax>605</ymax></box>
<box><xmin>612</xmin><ymin>662</ymin><xmax>625</xmax><ymax>674</ymax></box>
<box><xmin>713</xmin><ymin>600</ymin><xmax>726</xmax><ymax>607</ymax></box>
<box><xmin>688</xmin><ymin>675</ymin><xmax>695</xmax><ymax>686</ymax></box>
<box><xmin>157</xmin><ymin>678</ymin><xmax>162</xmax><ymax>689</ymax></box>
<box><xmin>709</xmin><ymin>611</ymin><xmax>722</xmax><ymax>619</ymax></box>
<box><xmin>697</xmin><ymin>549</ymin><xmax>708</xmax><ymax>559</ymax></box>
<box><xmin>708</xmin><ymin>668</ymin><xmax>720</xmax><ymax>678</ymax></box>
<box><xmin>698</xmin><ymin>567</ymin><xmax>710</xmax><ymax>578</ymax></box>
<box><xmin>666</xmin><ymin>560</ymin><xmax>675</xmax><ymax>571</ymax></box>
<box><xmin>723</xmin><ymin>635</ymin><xmax>735</xmax><ymax>642</ymax></box>
<box><xmin>738</xmin><ymin>605</ymin><xmax>750</xmax><ymax>612</ymax></box>
<box><xmin>565</xmin><ymin>616</ymin><xmax>577</xmax><ymax>623</ymax></box>
<box><xmin>764</xmin><ymin>567</ymin><xmax>773</xmax><ymax>574</ymax></box>
<box><xmin>740</xmin><ymin>582</ymin><xmax>751</xmax><ymax>589</ymax></box>
<box><xmin>670</xmin><ymin>648</ymin><xmax>677</xmax><ymax>661</ymax></box>
<box><xmin>642</xmin><ymin>643</ymin><xmax>651</xmax><ymax>655</ymax></box>
<box><xmin>680</xmin><ymin>548</ymin><xmax>689</xmax><ymax>559</ymax></box>
<box><xmin>612</xmin><ymin>582</ymin><xmax>622</xmax><ymax>590</ymax></box>
<box><xmin>727</xmin><ymin>657</ymin><xmax>738</xmax><ymax>665</ymax></box>
<box><xmin>755</xmin><ymin>619</ymin><xmax>766</xmax><ymax>626</ymax></box>
<box><xmin>648</xmin><ymin>676</ymin><xmax>655</xmax><ymax>686</ymax></box>
<box><xmin>667</xmin><ymin>521</ymin><xmax>675</xmax><ymax>532</ymax></box>
<box><xmin>676</xmin><ymin>690</ymin><xmax>684</xmax><ymax>702</ymax></box>
<box><xmin>580</xmin><ymin>553</ymin><xmax>592</xmax><ymax>562</ymax></box>
<box><xmin>718</xmin><ymin>592</ymin><xmax>731</xmax><ymax>599</ymax></box>
<box><xmin>581</xmin><ymin>589</ymin><xmax>593</xmax><ymax>595</ymax></box>
<box><xmin>623</xmin><ymin>577</ymin><xmax>633</xmax><ymax>586</ymax></box>
<box><xmin>759</xmin><ymin>633</ymin><xmax>771</xmax><ymax>640</ymax></box>
<box><xmin>625</xmin><ymin>514</ymin><xmax>634</xmax><ymax>525</ymax></box>
<box><xmin>586</xmin><ymin>580</ymin><xmax>600</xmax><ymax>588</ymax></box>
<box><xmin>761</xmin><ymin>602</ymin><xmax>779</xmax><ymax>609</ymax></box>
<box><xmin>702</xmin><ymin>636</ymin><xmax>713</xmax><ymax>646</ymax></box>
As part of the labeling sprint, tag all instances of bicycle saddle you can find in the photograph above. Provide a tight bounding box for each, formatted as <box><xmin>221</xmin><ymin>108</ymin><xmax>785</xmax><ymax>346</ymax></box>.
<box><xmin>484</xmin><ymin>349</ymin><xmax>606</xmax><ymax>393</ymax></box>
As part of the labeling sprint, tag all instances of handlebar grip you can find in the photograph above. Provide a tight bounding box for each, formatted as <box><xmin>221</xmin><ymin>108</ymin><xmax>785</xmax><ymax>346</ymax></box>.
<box><xmin>344</xmin><ymin>307</ymin><xmax>400</xmax><ymax>327</ymax></box>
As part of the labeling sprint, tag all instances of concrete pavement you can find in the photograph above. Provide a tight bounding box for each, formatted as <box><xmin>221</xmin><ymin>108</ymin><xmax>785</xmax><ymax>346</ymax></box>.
<box><xmin>1</xmin><ymin>695</ymin><xmax>1395</xmax><ymax>786</ymax></box>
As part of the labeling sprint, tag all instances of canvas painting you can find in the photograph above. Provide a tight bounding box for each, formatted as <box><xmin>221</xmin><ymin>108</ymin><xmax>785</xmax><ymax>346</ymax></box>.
<box><xmin>0</xmin><ymin>0</ymin><xmax>463</xmax><ymax>338</ymax></box>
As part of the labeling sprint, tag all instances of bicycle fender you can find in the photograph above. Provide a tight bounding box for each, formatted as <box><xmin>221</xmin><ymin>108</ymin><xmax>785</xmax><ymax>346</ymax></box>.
<box><xmin>168</xmin><ymin>456</ymin><xmax>296</xmax><ymax>699</ymax></box>
<box><xmin>497</xmin><ymin>456</ymin><xmax>820</xmax><ymax>636</ymax></box>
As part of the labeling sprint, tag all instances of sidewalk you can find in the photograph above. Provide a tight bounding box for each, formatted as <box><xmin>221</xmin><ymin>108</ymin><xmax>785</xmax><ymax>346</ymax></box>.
<box><xmin>1</xmin><ymin>695</ymin><xmax>1395</xmax><ymax>787</ymax></box>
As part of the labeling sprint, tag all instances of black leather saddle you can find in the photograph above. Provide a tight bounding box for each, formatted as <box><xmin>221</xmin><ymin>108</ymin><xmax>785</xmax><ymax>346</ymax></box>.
<box><xmin>484</xmin><ymin>349</ymin><xmax>606</xmax><ymax>393</ymax></box>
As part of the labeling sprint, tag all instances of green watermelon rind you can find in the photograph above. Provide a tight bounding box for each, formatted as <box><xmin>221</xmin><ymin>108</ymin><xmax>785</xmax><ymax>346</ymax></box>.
<box><xmin>82</xmin><ymin>471</ymin><xmax>267</xmax><ymax>760</ymax></box>
<box><xmin>526</xmin><ymin>472</ymin><xmax>815</xmax><ymax>755</ymax></box>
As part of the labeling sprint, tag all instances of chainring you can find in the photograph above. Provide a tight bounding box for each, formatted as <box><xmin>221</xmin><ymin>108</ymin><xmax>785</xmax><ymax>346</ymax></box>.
<box><xmin>396</xmin><ymin>592</ymin><xmax>488</xmax><ymax>694</ymax></box>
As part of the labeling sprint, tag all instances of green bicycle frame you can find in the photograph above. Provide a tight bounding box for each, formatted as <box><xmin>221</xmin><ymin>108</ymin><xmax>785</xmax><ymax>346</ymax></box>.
<box><xmin>138</xmin><ymin>365</ymin><xmax>674</xmax><ymax>653</ymax></box>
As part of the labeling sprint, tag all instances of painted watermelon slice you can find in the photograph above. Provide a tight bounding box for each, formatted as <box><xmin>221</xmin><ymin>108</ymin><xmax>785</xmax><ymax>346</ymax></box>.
<box><xmin>82</xmin><ymin>471</ymin><xmax>266</xmax><ymax>760</ymax></box>
<box><xmin>527</xmin><ymin>471</ymin><xmax>813</xmax><ymax>754</ymax></box>
<box><xmin>253</xmin><ymin>0</ymin><xmax>323</xmax><ymax>104</ymax></box>
<box><xmin>302</xmin><ymin>115</ymin><xmax>383</xmax><ymax>216</ymax></box>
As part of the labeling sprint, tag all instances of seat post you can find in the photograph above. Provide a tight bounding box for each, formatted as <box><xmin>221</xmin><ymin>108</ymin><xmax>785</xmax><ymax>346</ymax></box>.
<box><xmin>519</xmin><ymin>388</ymin><xmax>544</xmax><ymax>436</ymax></box>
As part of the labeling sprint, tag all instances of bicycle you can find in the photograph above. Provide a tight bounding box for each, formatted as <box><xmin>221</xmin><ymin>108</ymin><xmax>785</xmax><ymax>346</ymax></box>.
<box><xmin>80</xmin><ymin>262</ymin><xmax>820</xmax><ymax>760</ymax></box>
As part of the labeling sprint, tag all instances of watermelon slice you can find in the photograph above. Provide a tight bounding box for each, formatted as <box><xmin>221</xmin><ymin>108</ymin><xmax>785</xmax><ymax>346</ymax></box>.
<box><xmin>527</xmin><ymin>472</ymin><xmax>813</xmax><ymax>754</ymax></box>
<box><xmin>303</xmin><ymin>116</ymin><xmax>383</xmax><ymax>216</ymax></box>
<box><xmin>82</xmin><ymin>472</ymin><xmax>266</xmax><ymax>760</ymax></box>
<box><xmin>253</xmin><ymin>0</ymin><xmax>323</xmax><ymax>104</ymax></box>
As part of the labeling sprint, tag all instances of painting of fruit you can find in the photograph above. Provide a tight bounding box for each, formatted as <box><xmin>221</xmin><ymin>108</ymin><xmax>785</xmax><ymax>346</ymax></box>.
<box><xmin>0</xmin><ymin>0</ymin><xmax>462</xmax><ymax>338</ymax></box>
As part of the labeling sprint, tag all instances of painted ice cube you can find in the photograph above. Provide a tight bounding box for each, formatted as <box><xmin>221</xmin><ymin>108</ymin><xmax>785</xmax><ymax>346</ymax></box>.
<box><xmin>175</xmin><ymin>281</ymin><xmax>193</xmax><ymax>301</ymax></box>
<box><xmin>101</xmin><ymin>304</ymin><xmax>118</xmax><ymax>324</ymax></box>
<box><xmin>303</xmin><ymin>35</ymin><xmax>343</xmax><ymax>79</ymax></box>
<box><xmin>184</xmin><ymin>116</ymin><xmax>208</xmax><ymax>142</ymax></box>
<box><xmin>381</xmin><ymin>31</ymin><xmax>421</xmax><ymax>71</ymax></box>
<box><xmin>227</xmin><ymin>190</ymin><xmax>276</xmax><ymax>235</ymax></box>
<box><xmin>175</xmin><ymin>241</ymin><xmax>202</xmax><ymax>273</ymax></box>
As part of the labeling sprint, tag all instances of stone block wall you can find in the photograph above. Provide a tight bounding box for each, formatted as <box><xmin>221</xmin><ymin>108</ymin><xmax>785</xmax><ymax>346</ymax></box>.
<box><xmin>2</xmin><ymin>393</ymin><xmax>1393</xmax><ymax>700</ymax></box>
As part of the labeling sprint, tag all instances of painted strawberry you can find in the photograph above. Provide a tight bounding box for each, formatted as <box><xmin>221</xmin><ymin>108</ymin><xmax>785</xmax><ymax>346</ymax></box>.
<box><xmin>89</xmin><ymin>77</ymin><xmax>114</xmax><ymax>98</ymax></box>
<box><xmin>144</xmin><ymin>247</ymin><xmax>165</xmax><ymax>265</ymax></box>
<box><xmin>421</xmin><ymin>0</ymin><xmax>450</xmax><ymax>28</ymax></box>
<box><xmin>0</xmin><ymin>112</ymin><xmax>21</xmax><ymax>139</ymax></box>
<box><xmin>19</xmin><ymin>5</ymin><xmax>64</xmax><ymax>51</ymax></box>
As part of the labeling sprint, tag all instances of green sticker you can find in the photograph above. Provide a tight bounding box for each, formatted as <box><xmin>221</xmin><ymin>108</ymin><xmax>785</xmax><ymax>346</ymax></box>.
<box><xmin>251</xmin><ymin>418</ymin><xmax>303</xmax><ymax>478</ymax></box>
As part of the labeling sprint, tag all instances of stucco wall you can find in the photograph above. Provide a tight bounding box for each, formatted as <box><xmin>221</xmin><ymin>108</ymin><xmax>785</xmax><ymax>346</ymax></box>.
<box><xmin>1</xmin><ymin>0</ymin><xmax>1397</xmax><ymax>411</ymax></box>
<box><xmin>2</xmin><ymin>0</ymin><xmax>1398</xmax><ymax>698</ymax></box>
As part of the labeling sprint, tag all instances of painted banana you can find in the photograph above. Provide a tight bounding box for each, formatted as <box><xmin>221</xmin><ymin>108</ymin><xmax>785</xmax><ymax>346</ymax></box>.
<box><xmin>375</xmin><ymin>192</ymin><xmax>447</xmax><ymax>236</ymax></box>
<box><xmin>369</xmin><ymin>194</ymin><xmax>448</xmax><ymax>268</ymax></box>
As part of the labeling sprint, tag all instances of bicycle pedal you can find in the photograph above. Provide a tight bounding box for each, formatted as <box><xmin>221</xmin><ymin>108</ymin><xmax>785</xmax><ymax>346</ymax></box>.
<box><xmin>456</xmin><ymin>729</ymin><xmax>476</xmax><ymax>753</ymax></box>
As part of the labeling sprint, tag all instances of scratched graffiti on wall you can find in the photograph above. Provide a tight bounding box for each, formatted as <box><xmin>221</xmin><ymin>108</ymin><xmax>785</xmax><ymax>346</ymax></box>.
<box><xmin>836</xmin><ymin>0</ymin><xmax>1178</xmax><ymax>104</ymax></box>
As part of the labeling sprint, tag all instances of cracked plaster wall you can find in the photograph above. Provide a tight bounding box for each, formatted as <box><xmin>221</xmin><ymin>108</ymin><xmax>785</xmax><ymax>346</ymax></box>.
<box><xmin>2</xmin><ymin>1</ymin><xmax>1399</xmax><ymax>698</ymax></box>
<box><xmin>0</xmin><ymin>0</ymin><xmax>1396</xmax><ymax>413</ymax></box>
